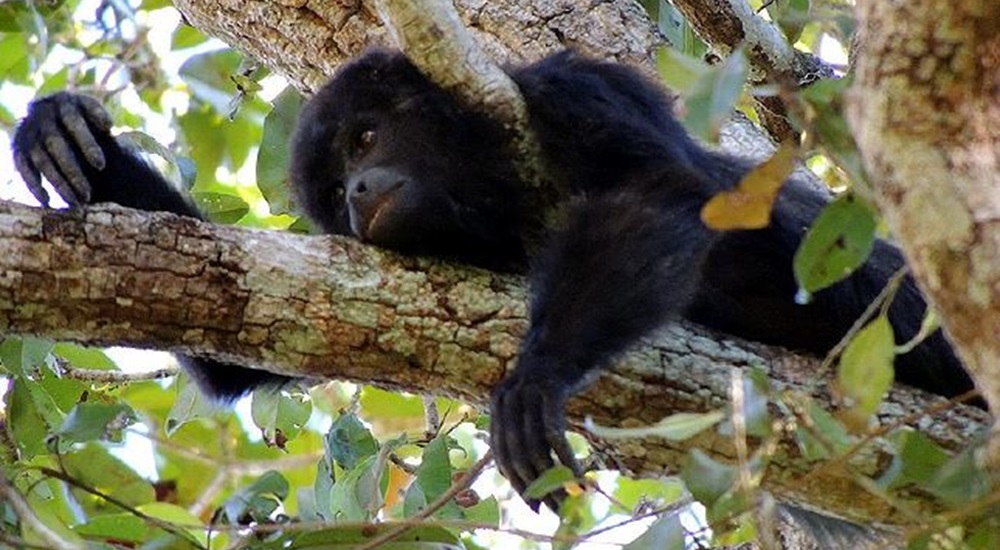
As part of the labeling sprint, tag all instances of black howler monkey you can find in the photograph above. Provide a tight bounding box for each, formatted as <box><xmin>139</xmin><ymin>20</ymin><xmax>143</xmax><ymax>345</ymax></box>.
<box><xmin>12</xmin><ymin>48</ymin><xmax>972</xmax><ymax>511</ymax></box>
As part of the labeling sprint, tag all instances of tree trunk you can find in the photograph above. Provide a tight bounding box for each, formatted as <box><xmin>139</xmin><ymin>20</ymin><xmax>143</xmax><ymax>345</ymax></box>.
<box><xmin>848</xmin><ymin>0</ymin><xmax>1000</xmax><ymax>462</ymax></box>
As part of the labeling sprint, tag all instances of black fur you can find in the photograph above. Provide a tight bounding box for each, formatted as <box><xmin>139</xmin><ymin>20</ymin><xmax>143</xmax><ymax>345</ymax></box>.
<box><xmin>13</xmin><ymin>50</ymin><xmax>972</xmax><ymax>508</ymax></box>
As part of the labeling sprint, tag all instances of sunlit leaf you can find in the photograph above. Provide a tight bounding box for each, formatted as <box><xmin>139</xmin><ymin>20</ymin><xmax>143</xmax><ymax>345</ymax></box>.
<box><xmin>656</xmin><ymin>46</ymin><xmax>708</xmax><ymax>95</ymax></box>
<box><xmin>701</xmin><ymin>142</ymin><xmax>796</xmax><ymax>230</ymax></box>
<box><xmin>52</xmin><ymin>343</ymin><xmax>117</xmax><ymax>370</ymax></box>
<box><xmin>523</xmin><ymin>465</ymin><xmax>577</xmax><ymax>501</ymax></box>
<box><xmin>269</xmin><ymin>525</ymin><xmax>463</xmax><ymax>549</ymax></box>
<box><xmin>613</xmin><ymin>477</ymin><xmax>684</xmax><ymax>511</ymax></box>
<box><xmin>73</xmin><ymin>513</ymin><xmax>148</xmax><ymax>543</ymax></box>
<box><xmin>63</xmin><ymin>444</ymin><xmax>157</xmax><ymax>508</ymax></box>
<box><xmin>463</xmin><ymin>495</ymin><xmax>500</xmax><ymax>526</ymax></box>
<box><xmin>137</xmin><ymin>502</ymin><xmax>207</xmax><ymax>546</ymax></box>
<box><xmin>171</xmin><ymin>24</ymin><xmax>208</xmax><ymax>50</ymax></box>
<box><xmin>586</xmin><ymin>410</ymin><xmax>724</xmax><ymax>441</ymax></box>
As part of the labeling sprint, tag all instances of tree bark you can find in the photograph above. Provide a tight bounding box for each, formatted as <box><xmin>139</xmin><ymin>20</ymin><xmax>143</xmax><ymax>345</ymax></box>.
<box><xmin>848</xmin><ymin>0</ymin><xmax>1000</xmax><ymax>463</ymax></box>
<box><xmin>0</xmin><ymin>200</ymin><xmax>988</xmax><ymax>526</ymax></box>
<box><xmin>170</xmin><ymin>0</ymin><xmax>660</xmax><ymax>94</ymax></box>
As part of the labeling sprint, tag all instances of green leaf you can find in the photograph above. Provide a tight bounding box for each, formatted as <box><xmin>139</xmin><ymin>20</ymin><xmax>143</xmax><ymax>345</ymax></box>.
<box><xmin>879</xmin><ymin>429</ymin><xmax>949</xmax><ymax>490</ymax></box>
<box><xmin>326</xmin><ymin>412</ymin><xmax>379</xmax><ymax>471</ymax></box>
<box><xmin>360</xmin><ymin>387</ymin><xmax>426</xmax><ymax>419</ymax></box>
<box><xmin>523</xmin><ymin>465</ymin><xmax>576</xmax><ymax>501</ymax></box>
<box><xmin>407</xmin><ymin>435</ymin><xmax>461</xmax><ymax>519</ymax></box>
<box><xmin>6</xmin><ymin>378</ymin><xmax>62</xmax><ymax>458</ymax></box>
<box><xmin>179</xmin><ymin>49</ymin><xmax>242</xmax><ymax>114</ymax></box>
<box><xmin>52</xmin><ymin>343</ymin><xmax>117</xmax><ymax>370</ymax></box>
<box><xmin>136</xmin><ymin>502</ymin><xmax>207</xmax><ymax>547</ymax></box>
<box><xmin>276</xmin><ymin>525</ymin><xmax>463</xmax><ymax>549</ymax></box>
<box><xmin>655</xmin><ymin>47</ymin><xmax>708</xmax><ymax>95</ymax></box>
<box><xmin>63</xmin><ymin>444</ymin><xmax>156</xmax><ymax>508</ymax></box>
<box><xmin>53</xmin><ymin>401</ymin><xmax>136</xmax><ymax>445</ymax></box>
<box><xmin>73</xmin><ymin>513</ymin><xmax>148</xmax><ymax>543</ymax></box>
<box><xmin>165</xmin><ymin>375</ymin><xmax>220</xmax><ymax>436</ymax></box>
<box><xmin>251</xmin><ymin>388</ymin><xmax>312</xmax><ymax>446</ymax></box>
<box><xmin>681</xmin><ymin>49</ymin><xmax>748</xmax><ymax>141</ymax></box>
<box><xmin>926</xmin><ymin>447</ymin><xmax>992</xmax><ymax>507</ymax></box>
<box><xmin>462</xmin><ymin>495</ymin><xmax>500</xmax><ymax>526</ymax></box>
<box><xmin>801</xmin><ymin>78</ymin><xmax>869</xmax><ymax>188</ymax></box>
<box><xmin>586</xmin><ymin>410</ymin><xmax>724</xmax><ymax>441</ymax></box>
<box><xmin>220</xmin><ymin>471</ymin><xmax>289</xmax><ymax>524</ymax></box>
<box><xmin>766</xmin><ymin>0</ymin><xmax>810</xmax><ymax>43</ymax></box>
<box><xmin>792</xmin><ymin>397</ymin><xmax>853</xmax><ymax>460</ymax></box>
<box><xmin>623</xmin><ymin>514</ymin><xmax>685</xmax><ymax>550</ymax></box>
<box><xmin>0</xmin><ymin>337</ymin><xmax>52</xmax><ymax>375</ymax></box>
<box><xmin>191</xmin><ymin>191</ymin><xmax>249</xmax><ymax>224</ymax></box>
<box><xmin>330</xmin><ymin>454</ymin><xmax>383</xmax><ymax>521</ymax></box>
<box><xmin>171</xmin><ymin>25</ymin><xmax>208</xmax><ymax>50</ymax></box>
<box><xmin>613</xmin><ymin>477</ymin><xmax>684</xmax><ymax>512</ymax></box>
<box><xmin>837</xmin><ymin>316</ymin><xmax>895</xmax><ymax>425</ymax></box>
<box><xmin>117</xmin><ymin>130</ymin><xmax>197</xmax><ymax>190</ymax></box>
<box><xmin>742</xmin><ymin>368</ymin><xmax>772</xmax><ymax>437</ymax></box>
<box><xmin>313</xmin><ymin>455</ymin><xmax>336</xmax><ymax>520</ymax></box>
<box><xmin>257</xmin><ymin>86</ymin><xmax>304</xmax><ymax>216</ymax></box>
<box><xmin>681</xmin><ymin>450</ymin><xmax>735</xmax><ymax>506</ymax></box>
<box><xmin>793</xmin><ymin>193</ymin><xmax>877</xmax><ymax>298</ymax></box>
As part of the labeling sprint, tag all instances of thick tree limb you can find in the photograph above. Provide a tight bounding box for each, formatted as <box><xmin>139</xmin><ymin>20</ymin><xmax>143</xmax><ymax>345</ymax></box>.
<box><xmin>0</xmin><ymin>199</ymin><xmax>988</xmax><ymax>526</ymax></box>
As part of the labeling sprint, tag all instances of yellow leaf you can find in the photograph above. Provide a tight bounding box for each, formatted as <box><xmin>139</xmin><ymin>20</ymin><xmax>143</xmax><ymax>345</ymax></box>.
<box><xmin>700</xmin><ymin>142</ymin><xmax>797</xmax><ymax>230</ymax></box>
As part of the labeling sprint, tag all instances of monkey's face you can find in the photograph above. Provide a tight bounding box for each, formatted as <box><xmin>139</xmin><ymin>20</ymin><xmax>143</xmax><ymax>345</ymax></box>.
<box><xmin>290</xmin><ymin>50</ymin><xmax>524</xmax><ymax>267</ymax></box>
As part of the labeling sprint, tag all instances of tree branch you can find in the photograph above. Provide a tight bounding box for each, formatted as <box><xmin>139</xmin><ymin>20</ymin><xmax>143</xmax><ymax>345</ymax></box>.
<box><xmin>0</xmin><ymin>199</ymin><xmax>987</xmax><ymax>525</ymax></box>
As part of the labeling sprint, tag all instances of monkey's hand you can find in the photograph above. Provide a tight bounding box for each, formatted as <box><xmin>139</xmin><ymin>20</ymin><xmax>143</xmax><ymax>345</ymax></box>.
<box><xmin>12</xmin><ymin>92</ymin><xmax>113</xmax><ymax>207</ymax></box>
<box><xmin>490</xmin><ymin>357</ymin><xmax>583</xmax><ymax>512</ymax></box>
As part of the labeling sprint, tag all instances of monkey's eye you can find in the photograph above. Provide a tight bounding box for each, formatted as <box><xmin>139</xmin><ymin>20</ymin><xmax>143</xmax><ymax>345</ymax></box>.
<box><xmin>352</xmin><ymin>129</ymin><xmax>377</xmax><ymax>158</ymax></box>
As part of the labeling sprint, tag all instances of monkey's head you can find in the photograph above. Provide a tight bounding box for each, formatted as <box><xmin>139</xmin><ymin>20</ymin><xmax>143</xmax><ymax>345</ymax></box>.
<box><xmin>290</xmin><ymin>49</ymin><xmax>524</xmax><ymax>268</ymax></box>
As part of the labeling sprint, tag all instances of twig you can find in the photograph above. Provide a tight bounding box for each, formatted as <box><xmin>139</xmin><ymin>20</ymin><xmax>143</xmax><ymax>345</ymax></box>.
<box><xmin>0</xmin><ymin>472</ymin><xmax>85</xmax><ymax>550</ymax></box>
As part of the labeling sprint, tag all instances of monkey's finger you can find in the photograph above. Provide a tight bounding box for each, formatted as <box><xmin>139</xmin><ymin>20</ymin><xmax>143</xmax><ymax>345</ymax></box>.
<box><xmin>522</xmin><ymin>397</ymin><xmax>556</xmax><ymax>484</ymax></box>
<box><xmin>59</xmin><ymin>99</ymin><xmax>106</xmax><ymax>170</ymax></box>
<box><xmin>544</xmin><ymin>398</ymin><xmax>582</xmax><ymax>476</ymax></box>
<box><xmin>76</xmin><ymin>93</ymin><xmax>113</xmax><ymax>133</ymax></box>
<box><xmin>43</xmin><ymin>134</ymin><xmax>92</xmax><ymax>203</ymax></box>
<box><xmin>12</xmin><ymin>149</ymin><xmax>50</xmax><ymax>207</ymax></box>
<box><xmin>490</xmin><ymin>390</ymin><xmax>528</xmax><ymax>498</ymax></box>
<box><xmin>502</xmin><ymin>389</ymin><xmax>540</xmax><ymax>503</ymax></box>
<box><xmin>28</xmin><ymin>146</ymin><xmax>81</xmax><ymax>207</ymax></box>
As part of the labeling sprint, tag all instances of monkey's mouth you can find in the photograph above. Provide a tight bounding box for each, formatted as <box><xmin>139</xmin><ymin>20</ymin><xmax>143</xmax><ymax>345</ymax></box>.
<box><xmin>355</xmin><ymin>194</ymin><xmax>399</xmax><ymax>242</ymax></box>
